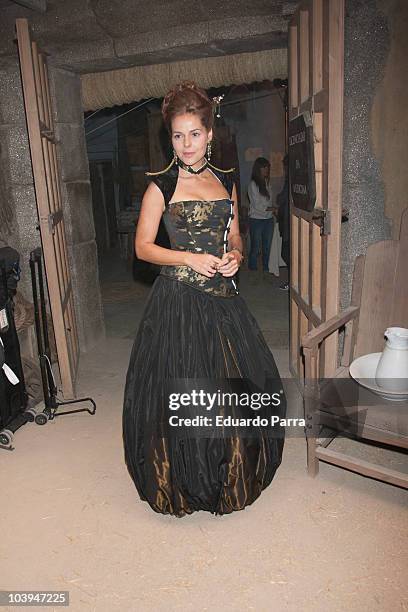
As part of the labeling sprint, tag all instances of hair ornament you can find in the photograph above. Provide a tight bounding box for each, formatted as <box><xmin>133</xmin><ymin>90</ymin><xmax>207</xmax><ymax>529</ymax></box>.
<box><xmin>212</xmin><ymin>94</ymin><xmax>225</xmax><ymax>118</ymax></box>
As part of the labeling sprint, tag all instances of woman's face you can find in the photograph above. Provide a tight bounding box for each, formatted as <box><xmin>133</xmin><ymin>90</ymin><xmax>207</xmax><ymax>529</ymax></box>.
<box><xmin>260</xmin><ymin>165</ymin><xmax>270</xmax><ymax>179</ymax></box>
<box><xmin>171</xmin><ymin>113</ymin><xmax>212</xmax><ymax>168</ymax></box>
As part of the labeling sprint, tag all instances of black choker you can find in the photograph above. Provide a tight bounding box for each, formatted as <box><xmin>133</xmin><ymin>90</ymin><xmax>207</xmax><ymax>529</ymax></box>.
<box><xmin>177</xmin><ymin>157</ymin><xmax>208</xmax><ymax>175</ymax></box>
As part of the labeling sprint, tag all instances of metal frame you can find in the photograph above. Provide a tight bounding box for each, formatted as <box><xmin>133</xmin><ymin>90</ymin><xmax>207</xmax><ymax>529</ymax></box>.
<box><xmin>29</xmin><ymin>248</ymin><xmax>96</xmax><ymax>424</ymax></box>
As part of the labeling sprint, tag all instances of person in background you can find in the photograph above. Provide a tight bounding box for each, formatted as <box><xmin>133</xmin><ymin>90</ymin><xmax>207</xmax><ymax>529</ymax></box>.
<box><xmin>277</xmin><ymin>154</ymin><xmax>290</xmax><ymax>291</ymax></box>
<box><xmin>247</xmin><ymin>157</ymin><xmax>275</xmax><ymax>273</ymax></box>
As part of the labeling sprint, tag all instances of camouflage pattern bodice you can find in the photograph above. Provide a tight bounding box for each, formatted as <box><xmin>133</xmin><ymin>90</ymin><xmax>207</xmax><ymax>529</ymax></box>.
<box><xmin>160</xmin><ymin>198</ymin><xmax>238</xmax><ymax>297</ymax></box>
<box><xmin>150</xmin><ymin>165</ymin><xmax>239</xmax><ymax>298</ymax></box>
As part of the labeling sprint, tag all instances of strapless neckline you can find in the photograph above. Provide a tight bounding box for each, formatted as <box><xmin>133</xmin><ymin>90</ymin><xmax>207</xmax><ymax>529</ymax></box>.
<box><xmin>167</xmin><ymin>198</ymin><xmax>233</xmax><ymax>206</ymax></box>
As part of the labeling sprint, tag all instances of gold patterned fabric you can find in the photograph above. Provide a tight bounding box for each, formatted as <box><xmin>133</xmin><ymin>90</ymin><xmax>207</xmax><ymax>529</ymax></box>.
<box><xmin>160</xmin><ymin>198</ymin><xmax>238</xmax><ymax>297</ymax></box>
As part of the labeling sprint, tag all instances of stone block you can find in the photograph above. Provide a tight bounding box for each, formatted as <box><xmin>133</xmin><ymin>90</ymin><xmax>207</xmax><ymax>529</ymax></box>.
<box><xmin>0</xmin><ymin>7</ymin><xmax>24</xmax><ymax>57</ymax></box>
<box><xmin>209</xmin><ymin>15</ymin><xmax>287</xmax><ymax>42</ymax></box>
<box><xmin>0</xmin><ymin>125</ymin><xmax>33</xmax><ymax>186</ymax></box>
<box><xmin>340</xmin><ymin>182</ymin><xmax>391</xmax><ymax>308</ymax></box>
<box><xmin>61</xmin><ymin>180</ymin><xmax>96</xmax><ymax>245</ymax></box>
<box><xmin>55</xmin><ymin>123</ymin><xmax>90</xmax><ymax>182</ymax></box>
<box><xmin>70</xmin><ymin>240</ymin><xmax>105</xmax><ymax>350</ymax></box>
<box><xmin>93</xmin><ymin>0</ymin><xmax>208</xmax><ymax>37</ymax></box>
<box><xmin>115</xmin><ymin>23</ymin><xmax>209</xmax><ymax>59</ymax></box>
<box><xmin>0</xmin><ymin>161</ymin><xmax>16</xmax><ymax>242</ymax></box>
<box><xmin>0</xmin><ymin>55</ymin><xmax>27</xmax><ymax>126</ymax></box>
<box><xmin>91</xmin><ymin>0</ymin><xmax>296</xmax><ymax>38</ymax></box>
<box><xmin>50</xmin><ymin>40</ymin><xmax>117</xmax><ymax>74</ymax></box>
<box><xmin>49</xmin><ymin>66</ymin><xmax>84</xmax><ymax>124</ymax></box>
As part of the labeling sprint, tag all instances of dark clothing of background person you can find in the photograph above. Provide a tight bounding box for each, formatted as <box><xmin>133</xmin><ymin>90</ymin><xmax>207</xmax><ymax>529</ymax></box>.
<box><xmin>277</xmin><ymin>173</ymin><xmax>290</xmax><ymax>271</ymax></box>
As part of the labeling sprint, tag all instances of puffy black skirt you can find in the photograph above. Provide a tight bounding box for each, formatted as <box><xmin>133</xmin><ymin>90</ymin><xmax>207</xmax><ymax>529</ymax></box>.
<box><xmin>122</xmin><ymin>275</ymin><xmax>285</xmax><ymax>517</ymax></box>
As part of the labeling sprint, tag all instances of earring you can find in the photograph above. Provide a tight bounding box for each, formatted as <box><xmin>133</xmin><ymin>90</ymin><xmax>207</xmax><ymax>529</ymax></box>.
<box><xmin>206</xmin><ymin>141</ymin><xmax>212</xmax><ymax>160</ymax></box>
<box><xmin>173</xmin><ymin>149</ymin><xmax>178</xmax><ymax>164</ymax></box>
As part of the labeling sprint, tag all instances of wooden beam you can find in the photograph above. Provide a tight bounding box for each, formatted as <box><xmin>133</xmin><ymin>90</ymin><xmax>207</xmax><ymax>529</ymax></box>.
<box><xmin>292</xmin><ymin>289</ymin><xmax>322</xmax><ymax>328</ymax></box>
<box><xmin>301</xmin><ymin>305</ymin><xmax>359</xmax><ymax>349</ymax></box>
<box><xmin>11</xmin><ymin>0</ymin><xmax>47</xmax><ymax>12</ymax></box>
<box><xmin>315</xmin><ymin>447</ymin><xmax>408</xmax><ymax>489</ymax></box>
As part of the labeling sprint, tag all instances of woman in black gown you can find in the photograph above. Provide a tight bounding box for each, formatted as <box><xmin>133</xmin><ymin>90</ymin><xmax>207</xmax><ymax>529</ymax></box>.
<box><xmin>123</xmin><ymin>81</ymin><xmax>285</xmax><ymax>517</ymax></box>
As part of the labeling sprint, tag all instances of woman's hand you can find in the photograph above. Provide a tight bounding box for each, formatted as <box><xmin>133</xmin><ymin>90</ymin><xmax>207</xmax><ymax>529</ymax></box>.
<box><xmin>217</xmin><ymin>250</ymin><xmax>242</xmax><ymax>277</ymax></box>
<box><xmin>185</xmin><ymin>253</ymin><xmax>224</xmax><ymax>277</ymax></box>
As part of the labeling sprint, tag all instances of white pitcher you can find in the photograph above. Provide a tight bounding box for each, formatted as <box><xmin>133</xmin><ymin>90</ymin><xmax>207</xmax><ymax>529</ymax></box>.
<box><xmin>375</xmin><ymin>327</ymin><xmax>408</xmax><ymax>392</ymax></box>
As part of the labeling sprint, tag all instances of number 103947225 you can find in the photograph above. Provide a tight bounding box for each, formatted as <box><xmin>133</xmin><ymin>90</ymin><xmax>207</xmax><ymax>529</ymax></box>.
<box><xmin>0</xmin><ymin>591</ymin><xmax>69</xmax><ymax>606</ymax></box>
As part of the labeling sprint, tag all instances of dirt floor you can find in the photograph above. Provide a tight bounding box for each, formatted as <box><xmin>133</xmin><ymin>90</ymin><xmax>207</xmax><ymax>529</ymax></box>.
<box><xmin>1</xmin><ymin>261</ymin><xmax>407</xmax><ymax>612</ymax></box>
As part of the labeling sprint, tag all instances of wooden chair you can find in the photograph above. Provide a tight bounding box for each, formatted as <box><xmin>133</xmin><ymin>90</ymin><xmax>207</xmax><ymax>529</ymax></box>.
<box><xmin>301</xmin><ymin>208</ymin><xmax>408</xmax><ymax>488</ymax></box>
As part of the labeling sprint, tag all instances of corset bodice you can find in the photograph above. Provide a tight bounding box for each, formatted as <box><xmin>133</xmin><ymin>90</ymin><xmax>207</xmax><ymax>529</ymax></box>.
<box><xmin>160</xmin><ymin>198</ymin><xmax>239</xmax><ymax>297</ymax></box>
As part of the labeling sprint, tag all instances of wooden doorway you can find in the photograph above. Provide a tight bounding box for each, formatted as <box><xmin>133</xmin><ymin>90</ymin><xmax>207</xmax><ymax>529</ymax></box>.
<box><xmin>16</xmin><ymin>18</ymin><xmax>79</xmax><ymax>398</ymax></box>
<box><xmin>288</xmin><ymin>0</ymin><xmax>344</xmax><ymax>380</ymax></box>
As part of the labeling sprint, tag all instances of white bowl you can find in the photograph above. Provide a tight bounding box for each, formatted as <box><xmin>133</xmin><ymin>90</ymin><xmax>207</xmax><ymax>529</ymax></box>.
<box><xmin>349</xmin><ymin>353</ymin><xmax>408</xmax><ymax>402</ymax></box>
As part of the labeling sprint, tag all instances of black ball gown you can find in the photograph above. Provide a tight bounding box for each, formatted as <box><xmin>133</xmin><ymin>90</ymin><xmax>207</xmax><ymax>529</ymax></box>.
<box><xmin>123</xmin><ymin>164</ymin><xmax>286</xmax><ymax>517</ymax></box>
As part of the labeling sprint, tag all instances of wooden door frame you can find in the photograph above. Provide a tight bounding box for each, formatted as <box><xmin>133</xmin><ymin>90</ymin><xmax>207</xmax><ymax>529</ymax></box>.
<box><xmin>16</xmin><ymin>17</ymin><xmax>79</xmax><ymax>398</ymax></box>
<box><xmin>288</xmin><ymin>0</ymin><xmax>344</xmax><ymax>381</ymax></box>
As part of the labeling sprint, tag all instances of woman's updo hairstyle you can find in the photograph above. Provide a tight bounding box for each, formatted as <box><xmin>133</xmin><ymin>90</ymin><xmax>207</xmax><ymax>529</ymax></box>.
<box><xmin>162</xmin><ymin>81</ymin><xmax>214</xmax><ymax>134</ymax></box>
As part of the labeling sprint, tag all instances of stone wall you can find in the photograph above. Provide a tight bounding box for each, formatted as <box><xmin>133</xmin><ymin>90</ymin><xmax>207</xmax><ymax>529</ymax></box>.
<box><xmin>340</xmin><ymin>0</ymin><xmax>392</xmax><ymax>309</ymax></box>
<box><xmin>49</xmin><ymin>65</ymin><xmax>105</xmax><ymax>350</ymax></box>
<box><xmin>0</xmin><ymin>54</ymin><xmax>40</xmax><ymax>293</ymax></box>
<box><xmin>0</xmin><ymin>53</ymin><xmax>104</xmax><ymax>352</ymax></box>
<box><xmin>371</xmin><ymin>0</ymin><xmax>408</xmax><ymax>239</ymax></box>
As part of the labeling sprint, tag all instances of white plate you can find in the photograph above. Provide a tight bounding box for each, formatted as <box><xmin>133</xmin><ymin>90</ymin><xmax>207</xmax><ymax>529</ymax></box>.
<box><xmin>349</xmin><ymin>353</ymin><xmax>408</xmax><ymax>402</ymax></box>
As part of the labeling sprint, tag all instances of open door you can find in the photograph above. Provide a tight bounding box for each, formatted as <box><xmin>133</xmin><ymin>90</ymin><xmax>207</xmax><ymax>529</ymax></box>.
<box><xmin>288</xmin><ymin>0</ymin><xmax>344</xmax><ymax>380</ymax></box>
<box><xmin>16</xmin><ymin>18</ymin><xmax>79</xmax><ymax>398</ymax></box>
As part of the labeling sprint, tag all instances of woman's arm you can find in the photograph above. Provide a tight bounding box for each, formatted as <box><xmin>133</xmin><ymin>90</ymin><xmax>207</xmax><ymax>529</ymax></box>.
<box><xmin>135</xmin><ymin>182</ymin><xmax>223</xmax><ymax>277</ymax></box>
<box><xmin>135</xmin><ymin>182</ymin><xmax>187</xmax><ymax>265</ymax></box>
<box><xmin>228</xmin><ymin>183</ymin><xmax>243</xmax><ymax>255</ymax></box>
